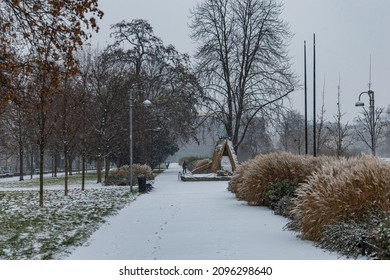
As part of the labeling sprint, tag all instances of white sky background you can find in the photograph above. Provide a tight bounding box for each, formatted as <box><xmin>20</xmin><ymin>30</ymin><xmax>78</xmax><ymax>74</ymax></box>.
<box><xmin>91</xmin><ymin>0</ymin><xmax>390</xmax><ymax>122</ymax></box>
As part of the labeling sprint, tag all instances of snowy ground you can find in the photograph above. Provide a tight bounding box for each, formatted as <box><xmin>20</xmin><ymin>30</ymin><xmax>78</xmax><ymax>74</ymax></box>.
<box><xmin>66</xmin><ymin>163</ymin><xmax>342</xmax><ymax>260</ymax></box>
<box><xmin>0</xmin><ymin>175</ymin><xmax>135</xmax><ymax>260</ymax></box>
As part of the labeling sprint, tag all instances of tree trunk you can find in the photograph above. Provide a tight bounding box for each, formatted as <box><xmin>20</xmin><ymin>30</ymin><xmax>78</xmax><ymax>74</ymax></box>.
<box><xmin>19</xmin><ymin>142</ymin><xmax>24</xmax><ymax>181</ymax></box>
<box><xmin>96</xmin><ymin>156</ymin><xmax>102</xmax><ymax>183</ymax></box>
<box><xmin>64</xmin><ymin>144</ymin><xmax>69</xmax><ymax>196</ymax></box>
<box><xmin>39</xmin><ymin>144</ymin><xmax>44</xmax><ymax>207</ymax></box>
<box><xmin>54</xmin><ymin>153</ymin><xmax>58</xmax><ymax>177</ymax></box>
<box><xmin>105</xmin><ymin>157</ymin><xmax>110</xmax><ymax>179</ymax></box>
<box><xmin>30</xmin><ymin>150</ymin><xmax>34</xmax><ymax>179</ymax></box>
<box><xmin>68</xmin><ymin>155</ymin><xmax>73</xmax><ymax>176</ymax></box>
<box><xmin>81</xmin><ymin>154</ymin><xmax>86</xmax><ymax>191</ymax></box>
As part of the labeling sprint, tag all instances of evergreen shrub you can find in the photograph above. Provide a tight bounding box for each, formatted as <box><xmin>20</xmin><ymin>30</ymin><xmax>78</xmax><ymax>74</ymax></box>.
<box><xmin>319</xmin><ymin>220</ymin><xmax>369</xmax><ymax>258</ymax></box>
<box><xmin>266</xmin><ymin>181</ymin><xmax>298</xmax><ymax>218</ymax></box>
<box><xmin>319</xmin><ymin>212</ymin><xmax>389</xmax><ymax>259</ymax></box>
<box><xmin>376</xmin><ymin>216</ymin><xmax>390</xmax><ymax>259</ymax></box>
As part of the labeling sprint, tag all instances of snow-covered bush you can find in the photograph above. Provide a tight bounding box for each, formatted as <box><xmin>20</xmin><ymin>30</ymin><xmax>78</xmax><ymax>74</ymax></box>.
<box><xmin>105</xmin><ymin>164</ymin><xmax>154</xmax><ymax>186</ymax></box>
<box><xmin>319</xmin><ymin>212</ymin><xmax>389</xmax><ymax>259</ymax></box>
<box><xmin>235</xmin><ymin>152</ymin><xmax>329</xmax><ymax>206</ymax></box>
<box><xmin>376</xmin><ymin>216</ymin><xmax>390</xmax><ymax>259</ymax></box>
<box><xmin>319</xmin><ymin>220</ymin><xmax>370</xmax><ymax>258</ymax></box>
<box><xmin>292</xmin><ymin>156</ymin><xmax>390</xmax><ymax>242</ymax></box>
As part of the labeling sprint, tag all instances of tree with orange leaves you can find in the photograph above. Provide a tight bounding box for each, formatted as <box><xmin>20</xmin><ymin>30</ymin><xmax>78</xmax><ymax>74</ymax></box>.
<box><xmin>0</xmin><ymin>0</ymin><xmax>103</xmax><ymax>103</ymax></box>
<box><xmin>0</xmin><ymin>0</ymin><xmax>103</xmax><ymax>207</ymax></box>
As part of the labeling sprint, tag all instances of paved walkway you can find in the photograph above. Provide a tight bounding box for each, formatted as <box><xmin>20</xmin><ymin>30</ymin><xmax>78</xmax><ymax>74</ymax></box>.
<box><xmin>67</xmin><ymin>164</ymin><xmax>341</xmax><ymax>260</ymax></box>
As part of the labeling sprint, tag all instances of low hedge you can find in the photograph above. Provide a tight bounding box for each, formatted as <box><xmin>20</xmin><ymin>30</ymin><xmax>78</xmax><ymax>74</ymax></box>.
<box><xmin>104</xmin><ymin>164</ymin><xmax>154</xmax><ymax>186</ymax></box>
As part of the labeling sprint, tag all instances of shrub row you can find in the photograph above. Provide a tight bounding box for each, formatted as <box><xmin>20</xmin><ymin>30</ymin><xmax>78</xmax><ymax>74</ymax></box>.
<box><xmin>230</xmin><ymin>152</ymin><xmax>390</xmax><ymax>259</ymax></box>
<box><xmin>104</xmin><ymin>164</ymin><xmax>154</xmax><ymax>186</ymax></box>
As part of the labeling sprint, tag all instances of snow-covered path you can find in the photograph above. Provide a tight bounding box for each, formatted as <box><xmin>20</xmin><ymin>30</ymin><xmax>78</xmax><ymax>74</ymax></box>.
<box><xmin>66</xmin><ymin>163</ymin><xmax>341</xmax><ymax>260</ymax></box>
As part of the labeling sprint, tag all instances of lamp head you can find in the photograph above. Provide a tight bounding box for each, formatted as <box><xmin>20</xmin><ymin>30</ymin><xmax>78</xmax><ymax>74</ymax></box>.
<box><xmin>143</xmin><ymin>99</ymin><xmax>153</xmax><ymax>107</ymax></box>
<box><xmin>355</xmin><ymin>101</ymin><xmax>365</xmax><ymax>107</ymax></box>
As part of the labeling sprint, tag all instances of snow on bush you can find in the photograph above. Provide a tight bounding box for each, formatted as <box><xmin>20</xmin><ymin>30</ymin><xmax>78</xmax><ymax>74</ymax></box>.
<box><xmin>292</xmin><ymin>156</ymin><xmax>390</xmax><ymax>242</ymax></box>
<box><xmin>231</xmin><ymin>152</ymin><xmax>331</xmax><ymax>206</ymax></box>
<box><xmin>319</xmin><ymin>220</ymin><xmax>369</xmax><ymax>258</ymax></box>
<box><xmin>105</xmin><ymin>164</ymin><xmax>153</xmax><ymax>186</ymax></box>
<box><xmin>376</xmin><ymin>216</ymin><xmax>390</xmax><ymax>259</ymax></box>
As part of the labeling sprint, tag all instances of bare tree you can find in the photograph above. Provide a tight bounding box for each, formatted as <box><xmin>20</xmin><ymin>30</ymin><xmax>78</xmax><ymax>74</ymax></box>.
<box><xmin>277</xmin><ymin>109</ymin><xmax>305</xmax><ymax>154</ymax></box>
<box><xmin>82</xmin><ymin>49</ymin><xmax>127</xmax><ymax>183</ymax></box>
<box><xmin>238</xmin><ymin>116</ymin><xmax>273</xmax><ymax>160</ymax></box>
<box><xmin>327</xmin><ymin>77</ymin><xmax>351</xmax><ymax>157</ymax></box>
<box><xmin>316</xmin><ymin>76</ymin><xmax>330</xmax><ymax>154</ymax></box>
<box><xmin>377</xmin><ymin>106</ymin><xmax>390</xmax><ymax>156</ymax></box>
<box><xmin>354</xmin><ymin>106</ymin><xmax>386</xmax><ymax>155</ymax></box>
<box><xmin>109</xmin><ymin>20</ymin><xmax>200</xmax><ymax>166</ymax></box>
<box><xmin>51</xmin><ymin>78</ymin><xmax>86</xmax><ymax>195</ymax></box>
<box><xmin>190</xmin><ymin>0</ymin><xmax>295</xmax><ymax>153</ymax></box>
<box><xmin>26</xmin><ymin>52</ymin><xmax>60</xmax><ymax>207</ymax></box>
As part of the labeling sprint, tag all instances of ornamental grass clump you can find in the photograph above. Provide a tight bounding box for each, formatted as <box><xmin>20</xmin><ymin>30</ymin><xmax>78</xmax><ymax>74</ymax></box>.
<box><xmin>228</xmin><ymin>160</ymin><xmax>253</xmax><ymax>200</ymax></box>
<box><xmin>239</xmin><ymin>152</ymin><xmax>330</xmax><ymax>206</ymax></box>
<box><xmin>292</xmin><ymin>156</ymin><xmax>390</xmax><ymax>242</ymax></box>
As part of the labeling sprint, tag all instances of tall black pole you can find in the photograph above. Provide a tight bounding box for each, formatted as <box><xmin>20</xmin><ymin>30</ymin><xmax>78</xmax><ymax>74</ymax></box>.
<box><xmin>369</xmin><ymin>90</ymin><xmax>375</xmax><ymax>156</ymax></box>
<box><xmin>313</xmin><ymin>33</ymin><xmax>317</xmax><ymax>157</ymax></box>
<box><xmin>129</xmin><ymin>89</ymin><xmax>133</xmax><ymax>193</ymax></box>
<box><xmin>304</xmin><ymin>41</ymin><xmax>308</xmax><ymax>155</ymax></box>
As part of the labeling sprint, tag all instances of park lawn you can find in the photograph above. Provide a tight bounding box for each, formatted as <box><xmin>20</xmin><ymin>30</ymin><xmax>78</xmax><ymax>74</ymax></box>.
<box><xmin>0</xmin><ymin>183</ymin><xmax>135</xmax><ymax>260</ymax></box>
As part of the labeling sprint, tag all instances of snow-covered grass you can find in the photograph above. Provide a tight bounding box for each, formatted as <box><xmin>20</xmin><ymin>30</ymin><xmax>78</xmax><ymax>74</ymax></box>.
<box><xmin>0</xmin><ymin>172</ymin><xmax>97</xmax><ymax>189</ymax></box>
<box><xmin>0</xmin><ymin>181</ymin><xmax>135</xmax><ymax>260</ymax></box>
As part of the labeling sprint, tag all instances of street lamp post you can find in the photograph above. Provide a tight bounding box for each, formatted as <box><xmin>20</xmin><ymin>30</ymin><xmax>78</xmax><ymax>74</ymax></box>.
<box><xmin>355</xmin><ymin>90</ymin><xmax>375</xmax><ymax>156</ymax></box>
<box><xmin>129</xmin><ymin>89</ymin><xmax>134</xmax><ymax>192</ymax></box>
<box><xmin>129</xmin><ymin>94</ymin><xmax>154</xmax><ymax>192</ymax></box>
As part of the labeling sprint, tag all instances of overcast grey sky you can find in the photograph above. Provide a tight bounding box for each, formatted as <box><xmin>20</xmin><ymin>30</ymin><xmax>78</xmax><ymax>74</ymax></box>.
<box><xmin>92</xmin><ymin>0</ymin><xmax>390</xmax><ymax>122</ymax></box>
